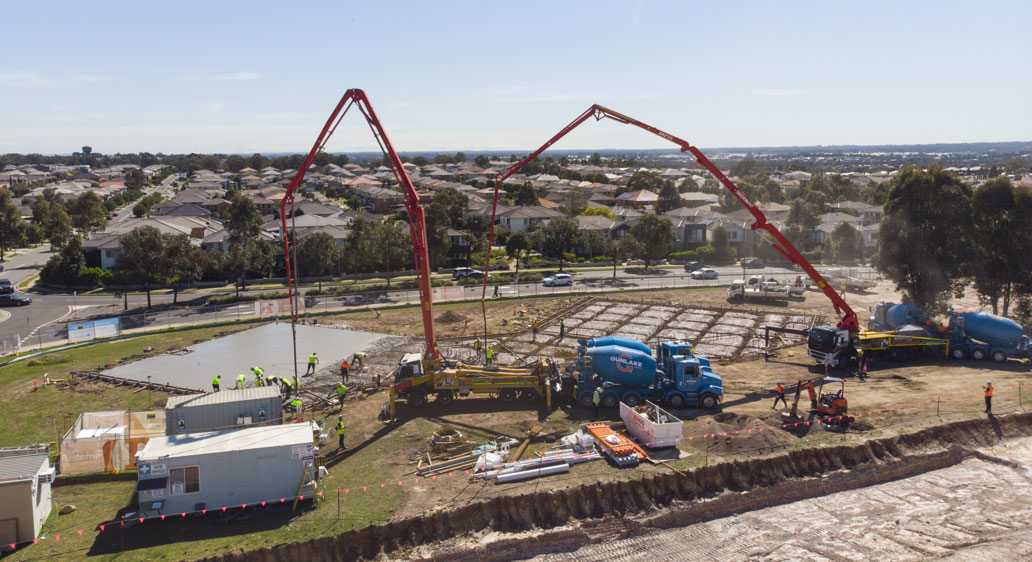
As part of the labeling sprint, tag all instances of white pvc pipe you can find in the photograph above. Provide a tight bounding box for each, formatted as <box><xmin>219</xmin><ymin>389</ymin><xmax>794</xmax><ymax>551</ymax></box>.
<box><xmin>496</xmin><ymin>462</ymin><xmax>569</xmax><ymax>484</ymax></box>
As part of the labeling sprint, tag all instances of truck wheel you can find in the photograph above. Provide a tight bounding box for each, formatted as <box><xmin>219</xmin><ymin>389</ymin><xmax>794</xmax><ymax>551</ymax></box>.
<box><xmin>950</xmin><ymin>347</ymin><xmax>966</xmax><ymax>360</ymax></box>
<box><xmin>700</xmin><ymin>393</ymin><xmax>719</xmax><ymax>410</ymax></box>
<box><xmin>499</xmin><ymin>389</ymin><xmax>517</xmax><ymax>403</ymax></box>
<box><xmin>991</xmin><ymin>350</ymin><xmax>1007</xmax><ymax>363</ymax></box>
<box><xmin>602</xmin><ymin>393</ymin><xmax>619</xmax><ymax>409</ymax></box>
<box><xmin>579</xmin><ymin>392</ymin><xmax>594</xmax><ymax>409</ymax></box>
<box><xmin>666</xmin><ymin>393</ymin><xmax>685</xmax><ymax>409</ymax></box>
<box><xmin>408</xmin><ymin>393</ymin><xmax>427</xmax><ymax>407</ymax></box>
<box><xmin>436</xmin><ymin>391</ymin><xmax>453</xmax><ymax>405</ymax></box>
<box><xmin>623</xmin><ymin>394</ymin><xmax>641</xmax><ymax>408</ymax></box>
<box><xmin>520</xmin><ymin>389</ymin><xmax>539</xmax><ymax>401</ymax></box>
<box><xmin>972</xmin><ymin>348</ymin><xmax>987</xmax><ymax>361</ymax></box>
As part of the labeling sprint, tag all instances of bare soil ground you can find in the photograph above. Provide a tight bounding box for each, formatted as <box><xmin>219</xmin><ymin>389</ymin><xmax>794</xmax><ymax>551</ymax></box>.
<box><xmin>306</xmin><ymin>281</ymin><xmax>1031</xmax><ymax>526</ymax></box>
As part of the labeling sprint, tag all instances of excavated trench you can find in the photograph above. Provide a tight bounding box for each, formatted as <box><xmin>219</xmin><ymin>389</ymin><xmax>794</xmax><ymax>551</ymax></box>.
<box><xmin>198</xmin><ymin>413</ymin><xmax>1032</xmax><ymax>562</ymax></box>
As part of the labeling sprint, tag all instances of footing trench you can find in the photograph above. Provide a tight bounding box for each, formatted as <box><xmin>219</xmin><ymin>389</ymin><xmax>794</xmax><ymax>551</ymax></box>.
<box><xmin>199</xmin><ymin>413</ymin><xmax>1032</xmax><ymax>562</ymax></box>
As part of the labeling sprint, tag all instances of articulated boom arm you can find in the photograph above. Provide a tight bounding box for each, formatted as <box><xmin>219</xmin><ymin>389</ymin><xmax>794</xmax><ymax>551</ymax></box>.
<box><xmin>282</xmin><ymin>89</ymin><xmax>439</xmax><ymax>360</ymax></box>
<box><xmin>485</xmin><ymin>105</ymin><xmax>859</xmax><ymax>333</ymax></box>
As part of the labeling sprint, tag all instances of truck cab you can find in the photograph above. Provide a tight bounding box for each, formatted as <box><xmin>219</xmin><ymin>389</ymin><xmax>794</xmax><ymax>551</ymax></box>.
<box><xmin>807</xmin><ymin>325</ymin><xmax>853</xmax><ymax>366</ymax></box>
<box><xmin>668</xmin><ymin>355</ymin><xmax>722</xmax><ymax>409</ymax></box>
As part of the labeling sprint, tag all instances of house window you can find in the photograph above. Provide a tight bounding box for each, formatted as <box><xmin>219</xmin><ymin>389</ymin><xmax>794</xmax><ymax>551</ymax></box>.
<box><xmin>728</xmin><ymin>231</ymin><xmax>739</xmax><ymax>241</ymax></box>
<box><xmin>169</xmin><ymin>466</ymin><xmax>200</xmax><ymax>495</ymax></box>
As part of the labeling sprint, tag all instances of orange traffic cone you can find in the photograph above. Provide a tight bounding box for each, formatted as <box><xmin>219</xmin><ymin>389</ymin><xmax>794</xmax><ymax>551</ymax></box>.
<box><xmin>32</xmin><ymin>380</ymin><xmax>39</xmax><ymax>392</ymax></box>
<box><xmin>862</xmin><ymin>361</ymin><xmax>868</xmax><ymax>376</ymax></box>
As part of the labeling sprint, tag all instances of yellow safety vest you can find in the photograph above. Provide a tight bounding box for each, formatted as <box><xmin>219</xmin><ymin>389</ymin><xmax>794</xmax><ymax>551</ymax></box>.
<box><xmin>309</xmin><ymin>354</ymin><xmax>317</xmax><ymax>365</ymax></box>
<box><xmin>592</xmin><ymin>391</ymin><xmax>600</xmax><ymax>405</ymax></box>
<box><xmin>486</xmin><ymin>348</ymin><xmax>494</xmax><ymax>359</ymax></box>
<box><xmin>212</xmin><ymin>376</ymin><xmax>220</xmax><ymax>385</ymax></box>
<box><xmin>337</xmin><ymin>384</ymin><xmax>347</xmax><ymax>397</ymax></box>
<box><xmin>336</xmin><ymin>420</ymin><xmax>346</xmax><ymax>435</ymax></box>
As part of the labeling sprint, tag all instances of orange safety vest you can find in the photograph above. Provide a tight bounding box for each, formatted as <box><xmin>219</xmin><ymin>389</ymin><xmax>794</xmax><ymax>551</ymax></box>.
<box><xmin>342</xmin><ymin>361</ymin><xmax>350</xmax><ymax>369</ymax></box>
<box><xmin>985</xmin><ymin>384</ymin><xmax>994</xmax><ymax>397</ymax></box>
<box><xmin>776</xmin><ymin>383</ymin><xmax>783</xmax><ymax>394</ymax></box>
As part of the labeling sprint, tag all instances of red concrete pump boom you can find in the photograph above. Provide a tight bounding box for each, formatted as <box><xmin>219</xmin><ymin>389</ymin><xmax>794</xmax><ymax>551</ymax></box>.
<box><xmin>483</xmin><ymin>104</ymin><xmax>859</xmax><ymax>333</ymax></box>
<box><xmin>281</xmin><ymin>89</ymin><xmax>440</xmax><ymax>361</ymax></box>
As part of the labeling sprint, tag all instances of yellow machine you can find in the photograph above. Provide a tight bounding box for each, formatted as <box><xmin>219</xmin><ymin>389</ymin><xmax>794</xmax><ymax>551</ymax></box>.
<box><xmin>388</xmin><ymin>353</ymin><xmax>555</xmax><ymax>420</ymax></box>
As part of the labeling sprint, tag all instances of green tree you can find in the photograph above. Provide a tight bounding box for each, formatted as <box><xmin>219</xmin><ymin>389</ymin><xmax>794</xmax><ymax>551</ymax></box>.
<box><xmin>344</xmin><ymin>219</ymin><xmax>376</xmax><ymax>276</ymax></box>
<box><xmin>971</xmin><ymin>177</ymin><xmax>1032</xmax><ymax>315</ymax></box>
<box><xmin>730</xmin><ymin>157</ymin><xmax>764</xmax><ymax>178</ymax></box>
<box><xmin>583</xmin><ymin>230</ymin><xmax>607</xmax><ymax>260</ymax></box>
<box><xmin>474</xmin><ymin>154</ymin><xmax>490</xmax><ymax>168</ymax></box>
<box><xmin>562</xmin><ymin>187</ymin><xmax>588</xmax><ymax>218</ymax></box>
<box><xmin>433</xmin><ymin>187</ymin><xmax>468</xmax><ymax>227</ymax></box>
<box><xmin>534</xmin><ymin>217</ymin><xmax>582</xmax><ymax>271</ymax></box>
<box><xmin>373</xmin><ymin>221</ymin><xmax>411</xmax><ymax>287</ymax></box>
<box><xmin>227</xmin><ymin>192</ymin><xmax>263</xmax><ymax>244</ymax></box>
<box><xmin>423</xmin><ymin>200</ymin><xmax>452</xmax><ymax>268</ymax></box>
<box><xmin>124</xmin><ymin>168</ymin><xmax>146</xmax><ymax>190</ymax></box>
<box><xmin>607</xmin><ymin>236</ymin><xmax>640</xmax><ymax>279</ymax></box>
<box><xmin>225</xmin><ymin>155</ymin><xmax>248</xmax><ymax>173</ymax></box>
<box><xmin>505</xmin><ymin>230</ymin><xmax>530</xmax><ymax>276</ymax></box>
<box><xmin>830</xmin><ymin>222</ymin><xmax>861</xmax><ymax>264</ymax></box>
<box><xmin>39</xmin><ymin>235</ymin><xmax>87</xmax><ymax>286</ymax></box>
<box><xmin>712</xmin><ymin>225</ymin><xmax>731</xmax><ymax>263</ymax></box>
<box><xmin>0</xmin><ymin>188</ymin><xmax>25</xmax><ymax>260</ymax></box>
<box><xmin>679</xmin><ymin>176</ymin><xmax>699</xmax><ymax>193</ymax></box>
<box><xmin>877</xmin><ymin>167</ymin><xmax>974</xmax><ymax>314</ymax></box>
<box><xmin>628</xmin><ymin>214</ymin><xmax>675</xmax><ymax>267</ymax></box>
<box><xmin>33</xmin><ymin>192</ymin><xmax>73</xmax><ymax>249</ymax></box>
<box><xmin>513</xmin><ymin>182</ymin><xmax>538</xmax><ymax>206</ymax></box>
<box><xmin>71</xmin><ymin>191</ymin><xmax>107</xmax><ymax>234</ymax></box>
<box><xmin>656</xmin><ymin>181</ymin><xmax>681</xmax><ymax>214</ymax></box>
<box><xmin>165</xmin><ymin>235</ymin><xmax>210</xmax><ymax>303</ymax></box>
<box><xmin>297</xmin><ymin>232</ymin><xmax>338</xmax><ymax>290</ymax></box>
<box><xmin>115</xmin><ymin>226</ymin><xmax>170</xmax><ymax>308</ymax></box>
<box><xmin>624</xmin><ymin>171</ymin><xmax>665</xmax><ymax>195</ymax></box>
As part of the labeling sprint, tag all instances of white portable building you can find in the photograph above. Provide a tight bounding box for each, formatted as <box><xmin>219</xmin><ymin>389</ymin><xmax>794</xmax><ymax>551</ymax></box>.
<box><xmin>0</xmin><ymin>446</ymin><xmax>54</xmax><ymax>545</ymax></box>
<box><xmin>165</xmin><ymin>387</ymin><xmax>282</xmax><ymax>435</ymax></box>
<box><xmin>135</xmin><ymin>424</ymin><xmax>316</xmax><ymax>516</ymax></box>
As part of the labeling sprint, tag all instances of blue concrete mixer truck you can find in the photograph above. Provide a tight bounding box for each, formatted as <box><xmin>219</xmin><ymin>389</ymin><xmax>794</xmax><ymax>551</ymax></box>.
<box><xmin>561</xmin><ymin>336</ymin><xmax>724</xmax><ymax>410</ymax></box>
<box><xmin>869</xmin><ymin>303</ymin><xmax>1030</xmax><ymax>363</ymax></box>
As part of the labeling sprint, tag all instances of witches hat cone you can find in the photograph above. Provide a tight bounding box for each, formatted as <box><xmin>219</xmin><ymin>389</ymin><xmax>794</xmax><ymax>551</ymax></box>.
<box><xmin>32</xmin><ymin>380</ymin><xmax>39</xmax><ymax>392</ymax></box>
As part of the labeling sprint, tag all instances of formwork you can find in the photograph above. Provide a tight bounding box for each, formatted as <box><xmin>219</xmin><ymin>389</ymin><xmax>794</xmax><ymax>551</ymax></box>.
<box><xmin>164</xmin><ymin>387</ymin><xmax>282</xmax><ymax>435</ymax></box>
<box><xmin>59</xmin><ymin>410</ymin><xmax>165</xmax><ymax>475</ymax></box>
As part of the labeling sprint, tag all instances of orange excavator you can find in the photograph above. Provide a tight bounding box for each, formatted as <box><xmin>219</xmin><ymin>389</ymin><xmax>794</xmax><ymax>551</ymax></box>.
<box><xmin>781</xmin><ymin>378</ymin><xmax>854</xmax><ymax>429</ymax></box>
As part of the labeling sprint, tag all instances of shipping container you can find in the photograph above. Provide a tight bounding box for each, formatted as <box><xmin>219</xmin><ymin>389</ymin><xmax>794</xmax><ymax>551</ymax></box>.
<box><xmin>165</xmin><ymin>387</ymin><xmax>282</xmax><ymax>435</ymax></box>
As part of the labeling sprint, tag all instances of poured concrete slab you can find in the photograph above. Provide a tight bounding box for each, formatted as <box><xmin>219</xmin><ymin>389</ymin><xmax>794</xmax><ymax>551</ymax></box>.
<box><xmin>105</xmin><ymin>323</ymin><xmax>386</xmax><ymax>390</ymax></box>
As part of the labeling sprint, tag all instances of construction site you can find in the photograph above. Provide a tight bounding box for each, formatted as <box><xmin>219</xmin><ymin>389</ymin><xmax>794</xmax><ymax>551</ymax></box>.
<box><xmin>2</xmin><ymin>92</ymin><xmax>1031</xmax><ymax>562</ymax></box>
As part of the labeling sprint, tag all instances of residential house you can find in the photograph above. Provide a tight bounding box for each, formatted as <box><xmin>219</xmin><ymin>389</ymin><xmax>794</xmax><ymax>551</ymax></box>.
<box><xmin>495</xmin><ymin>205</ymin><xmax>564</xmax><ymax>232</ymax></box>
<box><xmin>615</xmin><ymin>189</ymin><xmax>659</xmax><ymax>208</ymax></box>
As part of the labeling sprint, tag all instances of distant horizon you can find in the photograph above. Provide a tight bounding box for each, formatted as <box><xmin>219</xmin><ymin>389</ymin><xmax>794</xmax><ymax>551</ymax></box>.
<box><xmin>12</xmin><ymin>140</ymin><xmax>1032</xmax><ymax>159</ymax></box>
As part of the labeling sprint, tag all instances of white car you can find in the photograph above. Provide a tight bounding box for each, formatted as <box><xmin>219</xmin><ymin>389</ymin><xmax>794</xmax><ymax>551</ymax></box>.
<box><xmin>690</xmin><ymin>268</ymin><xmax>719</xmax><ymax>280</ymax></box>
<box><xmin>543</xmin><ymin>273</ymin><xmax>573</xmax><ymax>287</ymax></box>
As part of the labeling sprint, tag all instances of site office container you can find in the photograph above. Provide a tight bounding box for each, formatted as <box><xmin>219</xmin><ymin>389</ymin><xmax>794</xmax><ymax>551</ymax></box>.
<box><xmin>135</xmin><ymin>424</ymin><xmax>317</xmax><ymax>517</ymax></box>
<box><xmin>165</xmin><ymin>387</ymin><xmax>282</xmax><ymax>435</ymax></box>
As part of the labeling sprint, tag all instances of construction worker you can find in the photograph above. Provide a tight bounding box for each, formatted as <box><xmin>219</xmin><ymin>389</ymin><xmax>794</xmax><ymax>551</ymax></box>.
<box><xmin>335</xmin><ymin>415</ymin><xmax>346</xmax><ymax>449</ymax></box>
<box><xmin>306</xmin><ymin>352</ymin><xmax>319</xmax><ymax>376</ymax></box>
<box><xmin>493</xmin><ymin>284</ymin><xmax>500</xmax><ymax>298</ymax></box>
<box><xmin>558</xmin><ymin>318</ymin><xmax>565</xmax><ymax>341</ymax></box>
<box><xmin>353</xmin><ymin>352</ymin><xmax>366</xmax><ymax>371</ymax></box>
<box><xmin>772</xmin><ymin>380</ymin><xmax>787</xmax><ymax>409</ymax></box>
<box><xmin>985</xmin><ymin>380</ymin><xmax>994</xmax><ymax>414</ymax></box>
<box><xmin>473</xmin><ymin>338</ymin><xmax>482</xmax><ymax>355</ymax></box>
<box><xmin>857</xmin><ymin>349</ymin><xmax>867</xmax><ymax>379</ymax></box>
<box><xmin>840</xmin><ymin>283</ymin><xmax>847</xmax><ymax>297</ymax></box>
<box><xmin>592</xmin><ymin>387</ymin><xmax>601</xmax><ymax>419</ymax></box>
<box><xmin>212</xmin><ymin>375</ymin><xmax>220</xmax><ymax>392</ymax></box>
<box><xmin>280</xmin><ymin>377</ymin><xmax>292</xmax><ymax>394</ymax></box>
<box><xmin>337</xmin><ymin>382</ymin><xmax>347</xmax><ymax>403</ymax></box>
<box><xmin>236</xmin><ymin>373</ymin><xmax>246</xmax><ymax>389</ymax></box>
<box><xmin>485</xmin><ymin>345</ymin><xmax>494</xmax><ymax>366</ymax></box>
<box><xmin>532</xmin><ymin>319</ymin><xmax>539</xmax><ymax>341</ymax></box>
<box><xmin>289</xmin><ymin>397</ymin><xmax>303</xmax><ymax>415</ymax></box>
<box><xmin>341</xmin><ymin>359</ymin><xmax>350</xmax><ymax>382</ymax></box>
<box><xmin>252</xmin><ymin>366</ymin><xmax>264</xmax><ymax>381</ymax></box>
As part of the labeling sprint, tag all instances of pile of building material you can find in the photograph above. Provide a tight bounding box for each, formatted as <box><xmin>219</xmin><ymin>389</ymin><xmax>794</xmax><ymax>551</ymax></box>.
<box><xmin>414</xmin><ymin>425</ymin><xmax>517</xmax><ymax>476</ymax></box>
<box><xmin>620</xmin><ymin>400</ymin><xmax>684</xmax><ymax>448</ymax></box>
<box><xmin>474</xmin><ymin>447</ymin><xmax>601</xmax><ymax>484</ymax></box>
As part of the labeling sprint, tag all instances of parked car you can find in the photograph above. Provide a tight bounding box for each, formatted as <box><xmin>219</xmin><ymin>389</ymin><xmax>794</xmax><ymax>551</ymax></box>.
<box><xmin>452</xmin><ymin>267</ymin><xmax>485</xmax><ymax>280</ymax></box>
<box><xmin>543</xmin><ymin>273</ymin><xmax>573</xmax><ymax>287</ymax></box>
<box><xmin>690</xmin><ymin>268</ymin><xmax>719</xmax><ymax>280</ymax></box>
<box><xmin>0</xmin><ymin>294</ymin><xmax>31</xmax><ymax>306</ymax></box>
<box><xmin>0</xmin><ymin>279</ymin><xmax>12</xmax><ymax>295</ymax></box>
<box><xmin>684</xmin><ymin>261</ymin><xmax>705</xmax><ymax>272</ymax></box>
<box><xmin>741</xmin><ymin>258</ymin><xmax>765</xmax><ymax>269</ymax></box>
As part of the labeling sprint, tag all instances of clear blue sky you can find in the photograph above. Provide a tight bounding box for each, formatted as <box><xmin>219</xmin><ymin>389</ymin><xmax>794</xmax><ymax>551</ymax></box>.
<box><xmin>2</xmin><ymin>0</ymin><xmax>1029</xmax><ymax>154</ymax></box>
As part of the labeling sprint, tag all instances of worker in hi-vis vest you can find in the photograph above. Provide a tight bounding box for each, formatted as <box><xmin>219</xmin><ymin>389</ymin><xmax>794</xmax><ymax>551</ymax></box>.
<box><xmin>306</xmin><ymin>352</ymin><xmax>319</xmax><ymax>375</ymax></box>
<box><xmin>592</xmin><ymin>387</ymin><xmax>601</xmax><ymax>419</ymax></box>
<box><xmin>236</xmin><ymin>373</ymin><xmax>246</xmax><ymax>389</ymax></box>
<box><xmin>335</xmin><ymin>415</ymin><xmax>346</xmax><ymax>449</ymax></box>
<box><xmin>212</xmin><ymin>375</ymin><xmax>220</xmax><ymax>392</ymax></box>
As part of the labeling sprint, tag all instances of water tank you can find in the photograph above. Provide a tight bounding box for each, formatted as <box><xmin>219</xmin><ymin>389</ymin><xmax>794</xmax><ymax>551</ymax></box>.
<box><xmin>956</xmin><ymin>312</ymin><xmax>1023</xmax><ymax>349</ymax></box>
<box><xmin>580</xmin><ymin>336</ymin><xmax>651</xmax><ymax>355</ymax></box>
<box><xmin>584</xmin><ymin>345</ymin><xmax>658</xmax><ymax>387</ymax></box>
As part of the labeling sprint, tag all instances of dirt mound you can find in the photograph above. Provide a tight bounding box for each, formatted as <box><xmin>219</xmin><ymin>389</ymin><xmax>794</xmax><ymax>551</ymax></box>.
<box><xmin>686</xmin><ymin>411</ymin><xmax>797</xmax><ymax>455</ymax></box>
<box><xmin>436</xmin><ymin>311</ymin><xmax>470</xmax><ymax>324</ymax></box>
